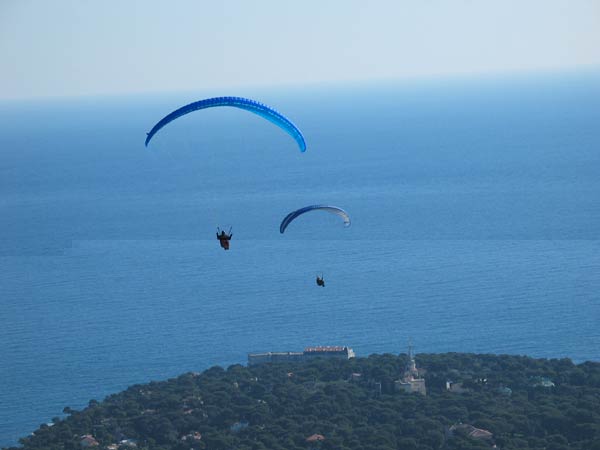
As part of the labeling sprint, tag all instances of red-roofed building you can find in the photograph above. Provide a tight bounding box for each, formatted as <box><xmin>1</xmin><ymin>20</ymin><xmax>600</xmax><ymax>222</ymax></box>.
<box><xmin>449</xmin><ymin>424</ymin><xmax>494</xmax><ymax>443</ymax></box>
<box><xmin>181</xmin><ymin>432</ymin><xmax>202</xmax><ymax>442</ymax></box>
<box><xmin>303</xmin><ymin>346</ymin><xmax>355</xmax><ymax>359</ymax></box>
<box><xmin>80</xmin><ymin>435</ymin><xmax>99</xmax><ymax>447</ymax></box>
<box><xmin>306</xmin><ymin>434</ymin><xmax>325</xmax><ymax>442</ymax></box>
<box><xmin>304</xmin><ymin>346</ymin><xmax>345</xmax><ymax>352</ymax></box>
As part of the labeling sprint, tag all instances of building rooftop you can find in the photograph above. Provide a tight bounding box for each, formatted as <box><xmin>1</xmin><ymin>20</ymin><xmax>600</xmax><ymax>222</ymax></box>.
<box><xmin>450</xmin><ymin>424</ymin><xmax>493</xmax><ymax>441</ymax></box>
<box><xmin>306</xmin><ymin>434</ymin><xmax>326</xmax><ymax>442</ymax></box>
<box><xmin>304</xmin><ymin>346</ymin><xmax>348</xmax><ymax>353</ymax></box>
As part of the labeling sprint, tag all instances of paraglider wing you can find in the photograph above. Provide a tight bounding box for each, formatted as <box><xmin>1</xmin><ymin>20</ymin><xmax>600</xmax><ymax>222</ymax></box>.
<box><xmin>279</xmin><ymin>205</ymin><xmax>351</xmax><ymax>234</ymax></box>
<box><xmin>145</xmin><ymin>96</ymin><xmax>306</xmax><ymax>151</ymax></box>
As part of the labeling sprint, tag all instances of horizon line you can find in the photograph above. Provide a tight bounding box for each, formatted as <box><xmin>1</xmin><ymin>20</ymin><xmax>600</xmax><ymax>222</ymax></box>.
<box><xmin>1</xmin><ymin>64</ymin><xmax>599</xmax><ymax>104</ymax></box>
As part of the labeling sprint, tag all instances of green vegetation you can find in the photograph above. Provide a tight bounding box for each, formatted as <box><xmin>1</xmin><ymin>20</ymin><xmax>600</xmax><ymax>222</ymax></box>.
<box><xmin>7</xmin><ymin>353</ymin><xmax>600</xmax><ymax>450</ymax></box>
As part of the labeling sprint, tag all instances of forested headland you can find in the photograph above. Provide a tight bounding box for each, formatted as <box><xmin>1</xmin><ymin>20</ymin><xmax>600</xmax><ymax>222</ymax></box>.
<box><xmin>7</xmin><ymin>353</ymin><xmax>600</xmax><ymax>450</ymax></box>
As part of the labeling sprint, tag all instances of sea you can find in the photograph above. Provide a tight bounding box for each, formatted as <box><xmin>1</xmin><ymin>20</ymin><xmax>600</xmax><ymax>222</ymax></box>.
<box><xmin>1</xmin><ymin>71</ymin><xmax>599</xmax><ymax>447</ymax></box>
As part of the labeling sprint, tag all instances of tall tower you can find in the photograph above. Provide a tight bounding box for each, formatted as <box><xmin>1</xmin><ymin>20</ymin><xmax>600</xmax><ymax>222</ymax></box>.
<box><xmin>404</xmin><ymin>340</ymin><xmax>419</xmax><ymax>380</ymax></box>
<box><xmin>395</xmin><ymin>339</ymin><xmax>427</xmax><ymax>395</ymax></box>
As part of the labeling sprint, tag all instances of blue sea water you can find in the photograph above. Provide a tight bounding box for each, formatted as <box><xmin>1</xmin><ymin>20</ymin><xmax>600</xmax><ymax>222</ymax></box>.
<box><xmin>1</xmin><ymin>72</ymin><xmax>600</xmax><ymax>446</ymax></box>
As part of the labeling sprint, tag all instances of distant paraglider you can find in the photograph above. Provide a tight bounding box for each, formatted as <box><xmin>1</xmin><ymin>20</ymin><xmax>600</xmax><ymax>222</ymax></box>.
<box><xmin>280</xmin><ymin>206</ymin><xmax>350</xmax><ymax>287</ymax></box>
<box><xmin>279</xmin><ymin>205</ymin><xmax>351</xmax><ymax>234</ymax></box>
<box><xmin>216</xmin><ymin>227</ymin><xmax>233</xmax><ymax>250</ymax></box>
<box><xmin>144</xmin><ymin>96</ymin><xmax>306</xmax><ymax>152</ymax></box>
<box><xmin>316</xmin><ymin>274</ymin><xmax>325</xmax><ymax>287</ymax></box>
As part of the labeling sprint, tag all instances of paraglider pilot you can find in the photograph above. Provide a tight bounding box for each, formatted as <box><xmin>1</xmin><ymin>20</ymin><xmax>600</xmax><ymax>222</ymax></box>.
<box><xmin>316</xmin><ymin>275</ymin><xmax>325</xmax><ymax>287</ymax></box>
<box><xmin>217</xmin><ymin>227</ymin><xmax>232</xmax><ymax>250</ymax></box>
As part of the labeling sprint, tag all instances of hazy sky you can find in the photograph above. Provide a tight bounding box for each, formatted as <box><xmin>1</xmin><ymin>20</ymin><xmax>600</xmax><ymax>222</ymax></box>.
<box><xmin>1</xmin><ymin>0</ymin><xmax>599</xmax><ymax>99</ymax></box>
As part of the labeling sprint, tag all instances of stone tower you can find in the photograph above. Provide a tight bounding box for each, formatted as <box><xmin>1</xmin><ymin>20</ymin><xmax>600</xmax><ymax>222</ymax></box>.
<box><xmin>395</xmin><ymin>341</ymin><xmax>427</xmax><ymax>395</ymax></box>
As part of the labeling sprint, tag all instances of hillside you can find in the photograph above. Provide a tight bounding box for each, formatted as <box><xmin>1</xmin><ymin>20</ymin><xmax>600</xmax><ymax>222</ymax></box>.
<box><xmin>7</xmin><ymin>353</ymin><xmax>600</xmax><ymax>450</ymax></box>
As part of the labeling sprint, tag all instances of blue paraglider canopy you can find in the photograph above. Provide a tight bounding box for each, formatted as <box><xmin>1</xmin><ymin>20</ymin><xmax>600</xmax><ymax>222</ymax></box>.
<box><xmin>145</xmin><ymin>96</ymin><xmax>306</xmax><ymax>152</ymax></box>
<box><xmin>280</xmin><ymin>205</ymin><xmax>351</xmax><ymax>234</ymax></box>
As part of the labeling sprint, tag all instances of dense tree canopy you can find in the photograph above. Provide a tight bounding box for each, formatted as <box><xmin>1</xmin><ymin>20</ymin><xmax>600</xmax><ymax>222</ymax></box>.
<box><xmin>6</xmin><ymin>353</ymin><xmax>600</xmax><ymax>450</ymax></box>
